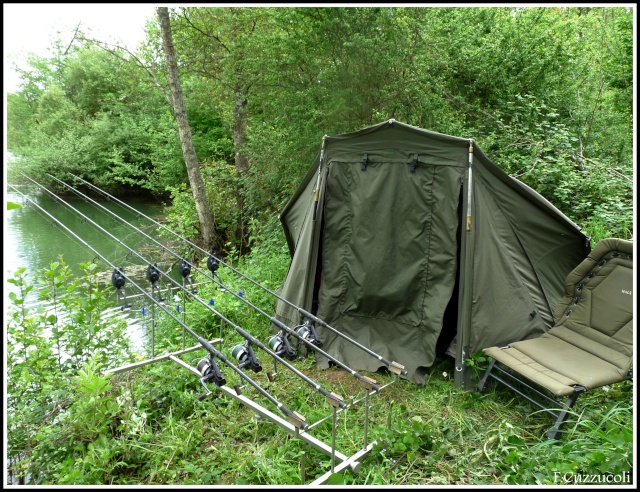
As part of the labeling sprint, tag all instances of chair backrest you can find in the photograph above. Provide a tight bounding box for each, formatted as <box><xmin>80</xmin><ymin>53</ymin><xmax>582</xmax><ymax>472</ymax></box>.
<box><xmin>552</xmin><ymin>238</ymin><xmax>633</xmax><ymax>365</ymax></box>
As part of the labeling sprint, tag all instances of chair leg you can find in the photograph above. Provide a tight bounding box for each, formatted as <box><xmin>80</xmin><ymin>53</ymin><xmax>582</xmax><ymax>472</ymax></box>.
<box><xmin>545</xmin><ymin>389</ymin><xmax>584</xmax><ymax>440</ymax></box>
<box><xmin>477</xmin><ymin>359</ymin><xmax>497</xmax><ymax>393</ymax></box>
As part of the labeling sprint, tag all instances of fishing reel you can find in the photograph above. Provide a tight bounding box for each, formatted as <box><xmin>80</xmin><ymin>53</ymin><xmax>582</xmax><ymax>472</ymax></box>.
<box><xmin>197</xmin><ymin>354</ymin><xmax>226</xmax><ymax>388</ymax></box>
<box><xmin>111</xmin><ymin>267</ymin><xmax>131</xmax><ymax>309</ymax></box>
<box><xmin>268</xmin><ymin>331</ymin><xmax>297</xmax><ymax>360</ymax></box>
<box><xmin>296</xmin><ymin>321</ymin><xmax>322</xmax><ymax>348</ymax></box>
<box><xmin>231</xmin><ymin>341</ymin><xmax>262</xmax><ymax>373</ymax></box>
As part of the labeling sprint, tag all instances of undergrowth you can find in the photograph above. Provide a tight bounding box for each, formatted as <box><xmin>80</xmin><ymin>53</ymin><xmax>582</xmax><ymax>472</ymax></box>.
<box><xmin>5</xmin><ymin>217</ymin><xmax>634</xmax><ymax>486</ymax></box>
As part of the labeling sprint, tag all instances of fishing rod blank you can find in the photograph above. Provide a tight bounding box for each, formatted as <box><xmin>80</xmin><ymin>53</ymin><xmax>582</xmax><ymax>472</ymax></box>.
<box><xmin>30</xmin><ymin>175</ymin><xmax>350</xmax><ymax>403</ymax></box>
<box><xmin>67</xmin><ymin>173</ymin><xmax>406</xmax><ymax>376</ymax></box>
<box><xmin>47</xmin><ymin>174</ymin><xmax>380</xmax><ymax>390</ymax></box>
<box><xmin>9</xmin><ymin>184</ymin><xmax>308</xmax><ymax>430</ymax></box>
<box><xmin>46</xmin><ymin>174</ymin><xmax>213</xmax><ymax>297</ymax></box>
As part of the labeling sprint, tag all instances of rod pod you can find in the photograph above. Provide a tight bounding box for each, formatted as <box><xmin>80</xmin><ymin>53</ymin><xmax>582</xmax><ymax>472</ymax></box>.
<box><xmin>11</xmin><ymin>183</ymin><xmax>308</xmax><ymax>429</ymax></box>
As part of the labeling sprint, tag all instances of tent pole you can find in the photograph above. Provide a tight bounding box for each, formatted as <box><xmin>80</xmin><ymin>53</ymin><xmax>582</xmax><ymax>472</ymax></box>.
<box><xmin>306</xmin><ymin>136</ymin><xmax>327</xmax><ymax>308</ymax></box>
<box><xmin>312</xmin><ymin>136</ymin><xmax>326</xmax><ymax>221</ymax></box>
<box><xmin>454</xmin><ymin>140</ymin><xmax>475</xmax><ymax>390</ymax></box>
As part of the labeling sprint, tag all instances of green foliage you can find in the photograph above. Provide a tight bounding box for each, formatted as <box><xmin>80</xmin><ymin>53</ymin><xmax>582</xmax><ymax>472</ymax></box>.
<box><xmin>373</xmin><ymin>414</ymin><xmax>436</xmax><ymax>457</ymax></box>
<box><xmin>465</xmin><ymin>350</ymin><xmax>488</xmax><ymax>381</ymax></box>
<box><xmin>160</xmin><ymin>183</ymin><xmax>201</xmax><ymax>253</ymax></box>
<box><xmin>241</xmin><ymin>6</ymin><xmax>632</xmax><ymax>243</ymax></box>
<box><xmin>478</xmin><ymin>401</ymin><xmax>633</xmax><ymax>485</ymax></box>
<box><xmin>6</xmin><ymin>259</ymin><xmax>133</xmax><ymax>484</ymax></box>
<box><xmin>5</xmin><ymin>234</ymin><xmax>633</xmax><ymax>485</ymax></box>
<box><xmin>6</xmin><ymin>43</ymin><xmax>231</xmax><ymax>199</ymax></box>
<box><xmin>480</xmin><ymin>93</ymin><xmax>633</xmax><ymax>237</ymax></box>
<box><xmin>7</xmin><ymin>7</ymin><xmax>633</xmax><ymax>250</ymax></box>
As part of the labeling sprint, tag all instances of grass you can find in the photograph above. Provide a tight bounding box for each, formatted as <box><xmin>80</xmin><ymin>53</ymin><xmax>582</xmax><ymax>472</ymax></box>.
<box><xmin>7</xmin><ymin>221</ymin><xmax>633</xmax><ymax>486</ymax></box>
<box><xmin>10</xmin><ymin>303</ymin><xmax>634</xmax><ymax>486</ymax></box>
<box><xmin>84</xmin><ymin>348</ymin><xmax>631</xmax><ymax>486</ymax></box>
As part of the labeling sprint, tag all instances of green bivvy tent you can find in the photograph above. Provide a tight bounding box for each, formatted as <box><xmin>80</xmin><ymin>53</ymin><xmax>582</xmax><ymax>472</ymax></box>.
<box><xmin>275</xmin><ymin>119</ymin><xmax>590</xmax><ymax>385</ymax></box>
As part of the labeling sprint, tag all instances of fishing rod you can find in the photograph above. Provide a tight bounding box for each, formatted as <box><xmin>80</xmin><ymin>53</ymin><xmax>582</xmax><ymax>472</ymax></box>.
<box><xmin>9</xmin><ymin>184</ymin><xmax>309</xmax><ymax>430</ymax></box>
<box><xmin>33</xmin><ymin>174</ymin><xmax>354</xmax><ymax>402</ymax></box>
<box><xmin>47</xmin><ymin>174</ymin><xmax>383</xmax><ymax>392</ymax></box>
<box><xmin>67</xmin><ymin>173</ymin><xmax>407</xmax><ymax>376</ymax></box>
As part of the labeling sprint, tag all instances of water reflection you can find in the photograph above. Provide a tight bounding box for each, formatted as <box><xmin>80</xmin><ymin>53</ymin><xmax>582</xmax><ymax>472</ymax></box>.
<box><xmin>6</xmin><ymin>186</ymin><xmax>168</xmax><ymax>280</ymax></box>
<box><xmin>5</xmin><ymin>185</ymin><xmax>180</xmax><ymax>353</ymax></box>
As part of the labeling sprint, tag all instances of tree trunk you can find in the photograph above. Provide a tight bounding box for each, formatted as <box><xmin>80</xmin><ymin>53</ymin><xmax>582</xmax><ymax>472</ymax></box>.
<box><xmin>157</xmin><ymin>7</ymin><xmax>219</xmax><ymax>253</ymax></box>
<box><xmin>233</xmin><ymin>82</ymin><xmax>250</xmax><ymax>254</ymax></box>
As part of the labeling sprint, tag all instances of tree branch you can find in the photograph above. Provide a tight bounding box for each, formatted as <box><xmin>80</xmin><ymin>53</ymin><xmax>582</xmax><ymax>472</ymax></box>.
<box><xmin>580</xmin><ymin>153</ymin><xmax>633</xmax><ymax>185</ymax></box>
<box><xmin>180</xmin><ymin>8</ymin><xmax>232</xmax><ymax>54</ymax></box>
<box><xmin>63</xmin><ymin>22</ymin><xmax>81</xmax><ymax>56</ymax></box>
<box><xmin>79</xmin><ymin>35</ymin><xmax>173</xmax><ymax>106</ymax></box>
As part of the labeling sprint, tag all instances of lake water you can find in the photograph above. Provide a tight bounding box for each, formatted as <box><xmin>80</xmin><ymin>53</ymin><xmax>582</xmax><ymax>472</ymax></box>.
<box><xmin>6</xmin><ymin>185</ymin><xmax>168</xmax><ymax>280</ymax></box>
<box><xmin>5</xmin><ymin>183</ymin><xmax>185</xmax><ymax>353</ymax></box>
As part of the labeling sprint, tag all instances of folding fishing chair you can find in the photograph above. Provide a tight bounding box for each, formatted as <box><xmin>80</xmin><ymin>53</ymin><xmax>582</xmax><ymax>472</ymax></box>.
<box><xmin>477</xmin><ymin>238</ymin><xmax>633</xmax><ymax>439</ymax></box>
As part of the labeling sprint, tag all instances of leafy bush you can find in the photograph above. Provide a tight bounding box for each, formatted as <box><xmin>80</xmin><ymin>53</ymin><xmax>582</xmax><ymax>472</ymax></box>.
<box><xmin>6</xmin><ymin>259</ymin><xmax>133</xmax><ymax>484</ymax></box>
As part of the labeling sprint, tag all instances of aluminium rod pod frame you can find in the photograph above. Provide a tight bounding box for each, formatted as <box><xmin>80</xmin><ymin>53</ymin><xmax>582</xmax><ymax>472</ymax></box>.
<box><xmin>176</xmin><ymin>354</ymin><xmax>400</xmax><ymax>485</ymax></box>
<box><xmin>27</xmin><ymin>174</ymin><xmax>395</xmax><ymax>407</ymax></box>
<box><xmin>107</xmin><ymin>340</ymin><xmax>400</xmax><ymax>485</ymax></box>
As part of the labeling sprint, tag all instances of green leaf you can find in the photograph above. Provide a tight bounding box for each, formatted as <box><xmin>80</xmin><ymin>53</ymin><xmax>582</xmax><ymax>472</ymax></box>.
<box><xmin>327</xmin><ymin>473</ymin><xmax>346</xmax><ymax>485</ymax></box>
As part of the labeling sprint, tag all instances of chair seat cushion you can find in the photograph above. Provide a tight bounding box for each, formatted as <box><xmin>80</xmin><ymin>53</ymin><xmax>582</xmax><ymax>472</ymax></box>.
<box><xmin>484</xmin><ymin>332</ymin><xmax>631</xmax><ymax>397</ymax></box>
